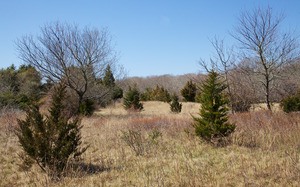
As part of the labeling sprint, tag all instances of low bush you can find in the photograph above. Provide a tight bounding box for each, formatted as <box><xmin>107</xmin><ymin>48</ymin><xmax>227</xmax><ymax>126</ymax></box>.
<box><xmin>121</xmin><ymin>129</ymin><xmax>162</xmax><ymax>156</ymax></box>
<box><xmin>123</xmin><ymin>86</ymin><xmax>143</xmax><ymax>111</ymax></box>
<box><xmin>281</xmin><ymin>90</ymin><xmax>300</xmax><ymax>113</ymax></box>
<box><xmin>230</xmin><ymin>94</ymin><xmax>252</xmax><ymax>113</ymax></box>
<box><xmin>170</xmin><ymin>93</ymin><xmax>182</xmax><ymax>113</ymax></box>
<box><xmin>79</xmin><ymin>99</ymin><xmax>96</xmax><ymax>116</ymax></box>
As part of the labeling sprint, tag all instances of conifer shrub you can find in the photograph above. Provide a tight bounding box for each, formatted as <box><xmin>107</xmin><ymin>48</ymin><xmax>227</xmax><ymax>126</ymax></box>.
<box><xmin>170</xmin><ymin>93</ymin><xmax>182</xmax><ymax>113</ymax></box>
<box><xmin>123</xmin><ymin>86</ymin><xmax>143</xmax><ymax>111</ymax></box>
<box><xmin>101</xmin><ymin>65</ymin><xmax>123</xmax><ymax>105</ymax></box>
<box><xmin>150</xmin><ymin>85</ymin><xmax>171</xmax><ymax>102</ymax></box>
<box><xmin>192</xmin><ymin>70</ymin><xmax>235</xmax><ymax>144</ymax></box>
<box><xmin>15</xmin><ymin>83</ymin><xmax>87</xmax><ymax>177</ymax></box>
<box><xmin>140</xmin><ymin>85</ymin><xmax>171</xmax><ymax>102</ymax></box>
<box><xmin>181</xmin><ymin>80</ymin><xmax>197</xmax><ymax>102</ymax></box>
<box><xmin>140</xmin><ymin>87</ymin><xmax>153</xmax><ymax>101</ymax></box>
<box><xmin>102</xmin><ymin>65</ymin><xmax>115</xmax><ymax>87</ymax></box>
<box><xmin>79</xmin><ymin>99</ymin><xmax>95</xmax><ymax>116</ymax></box>
<box><xmin>0</xmin><ymin>64</ymin><xmax>42</xmax><ymax>110</ymax></box>
<box><xmin>281</xmin><ymin>90</ymin><xmax>300</xmax><ymax>113</ymax></box>
<box><xmin>112</xmin><ymin>86</ymin><xmax>123</xmax><ymax>100</ymax></box>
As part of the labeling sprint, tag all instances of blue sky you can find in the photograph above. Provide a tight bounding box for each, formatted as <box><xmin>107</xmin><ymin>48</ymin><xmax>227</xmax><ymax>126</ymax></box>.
<box><xmin>0</xmin><ymin>0</ymin><xmax>299</xmax><ymax>77</ymax></box>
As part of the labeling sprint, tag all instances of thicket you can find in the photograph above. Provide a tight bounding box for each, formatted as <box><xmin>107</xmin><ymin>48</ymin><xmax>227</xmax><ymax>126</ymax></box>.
<box><xmin>192</xmin><ymin>70</ymin><xmax>235</xmax><ymax>144</ymax></box>
<box><xmin>15</xmin><ymin>83</ymin><xmax>87</xmax><ymax>177</ymax></box>
<box><xmin>140</xmin><ymin>85</ymin><xmax>171</xmax><ymax>102</ymax></box>
<box><xmin>123</xmin><ymin>85</ymin><xmax>143</xmax><ymax>111</ymax></box>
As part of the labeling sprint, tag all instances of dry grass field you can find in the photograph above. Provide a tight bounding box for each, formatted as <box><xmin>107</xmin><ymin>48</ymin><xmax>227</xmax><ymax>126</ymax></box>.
<box><xmin>0</xmin><ymin>102</ymin><xmax>299</xmax><ymax>186</ymax></box>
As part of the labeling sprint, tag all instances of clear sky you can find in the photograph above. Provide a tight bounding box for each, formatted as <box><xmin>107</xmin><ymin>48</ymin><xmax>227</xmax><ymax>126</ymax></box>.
<box><xmin>0</xmin><ymin>0</ymin><xmax>299</xmax><ymax>77</ymax></box>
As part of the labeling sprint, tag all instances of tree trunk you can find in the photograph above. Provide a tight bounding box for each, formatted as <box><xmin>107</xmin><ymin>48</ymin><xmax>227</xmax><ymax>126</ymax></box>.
<box><xmin>265</xmin><ymin>74</ymin><xmax>272</xmax><ymax>111</ymax></box>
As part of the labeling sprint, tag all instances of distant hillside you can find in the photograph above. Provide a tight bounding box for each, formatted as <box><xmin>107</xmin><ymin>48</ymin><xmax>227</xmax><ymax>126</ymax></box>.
<box><xmin>118</xmin><ymin>73</ymin><xmax>206</xmax><ymax>95</ymax></box>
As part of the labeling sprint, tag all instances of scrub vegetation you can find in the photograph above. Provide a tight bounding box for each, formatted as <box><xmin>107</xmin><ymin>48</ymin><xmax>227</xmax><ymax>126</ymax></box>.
<box><xmin>0</xmin><ymin>102</ymin><xmax>299</xmax><ymax>186</ymax></box>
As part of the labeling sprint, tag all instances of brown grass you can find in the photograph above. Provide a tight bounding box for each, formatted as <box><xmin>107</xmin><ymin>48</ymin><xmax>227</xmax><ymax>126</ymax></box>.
<box><xmin>0</xmin><ymin>102</ymin><xmax>299</xmax><ymax>186</ymax></box>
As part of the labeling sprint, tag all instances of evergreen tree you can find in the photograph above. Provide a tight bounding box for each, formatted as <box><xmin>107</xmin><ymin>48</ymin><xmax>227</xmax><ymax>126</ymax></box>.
<box><xmin>192</xmin><ymin>70</ymin><xmax>235</xmax><ymax>143</ymax></box>
<box><xmin>16</xmin><ymin>83</ymin><xmax>87</xmax><ymax>176</ymax></box>
<box><xmin>0</xmin><ymin>64</ymin><xmax>42</xmax><ymax>109</ymax></box>
<box><xmin>79</xmin><ymin>98</ymin><xmax>95</xmax><ymax>116</ymax></box>
<box><xmin>281</xmin><ymin>89</ymin><xmax>300</xmax><ymax>113</ymax></box>
<box><xmin>181</xmin><ymin>80</ymin><xmax>197</xmax><ymax>102</ymax></box>
<box><xmin>123</xmin><ymin>85</ymin><xmax>143</xmax><ymax>111</ymax></box>
<box><xmin>170</xmin><ymin>93</ymin><xmax>182</xmax><ymax>113</ymax></box>
<box><xmin>112</xmin><ymin>86</ymin><xmax>123</xmax><ymax>100</ymax></box>
<box><xmin>151</xmin><ymin>85</ymin><xmax>171</xmax><ymax>102</ymax></box>
<box><xmin>102</xmin><ymin>64</ymin><xmax>123</xmax><ymax>102</ymax></box>
<box><xmin>140</xmin><ymin>87</ymin><xmax>153</xmax><ymax>101</ymax></box>
<box><xmin>102</xmin><ymin>65</ymin><xmax>115</xmax><ymax>87</ymax></box>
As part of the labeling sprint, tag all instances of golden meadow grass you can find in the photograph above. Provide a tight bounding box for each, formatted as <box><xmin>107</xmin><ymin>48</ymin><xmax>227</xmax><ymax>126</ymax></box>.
<box><xmin>0</xmin><ymin>102</ymin><xmax>299</xmax><ymax>186</ymax></box>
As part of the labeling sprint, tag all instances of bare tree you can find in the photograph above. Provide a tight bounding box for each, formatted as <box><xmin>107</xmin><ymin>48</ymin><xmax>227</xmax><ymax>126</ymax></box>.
<box><xmin>16</xmin><ymin>22</ymin><xmax>119</xmax><ymax>105</ymax></box>
<box><xmin>198</xmin><ymin>37</ymin><xmax>238</xmax><ymax>111</ymax></box>
<box><xmin>232</xmin><ymin>6</ymin><xmax>299</xmax><ymax>110</ymax></box>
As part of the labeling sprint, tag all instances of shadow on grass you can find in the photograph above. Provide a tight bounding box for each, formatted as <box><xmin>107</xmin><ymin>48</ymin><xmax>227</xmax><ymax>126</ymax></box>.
<box><xmin>59</xmin><ymin>161</ymin><xmax>120</xmax><ymax>180</ymax></box>
<box><xmin>78</xmin><ymin>162</ymin><xmax>111</xmax><ymax>174</ymax></box>
<box><xmin>68</xmin><ymin>162</ymin><xmax>114</xmax><ymax>176</ymax></box>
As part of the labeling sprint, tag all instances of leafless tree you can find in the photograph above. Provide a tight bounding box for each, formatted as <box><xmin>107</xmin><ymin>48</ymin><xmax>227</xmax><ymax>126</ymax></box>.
<box><xmin>16</xmin><ymin>22</ymin><xmax>120</xmax><ymax>105</ymax></box>
<box><xmin>198</xmin><ymin>37</ymin><xmax>238</xmax><ymax>111</ymax></box>
<box><xmin>232</xmin><ymin>6</ymin><xmax>299</xmax><ymax>110</ymax></box>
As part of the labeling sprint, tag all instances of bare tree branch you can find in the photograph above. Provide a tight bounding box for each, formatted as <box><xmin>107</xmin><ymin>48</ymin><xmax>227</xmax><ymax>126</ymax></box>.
<box><xmin>16</xmin><ymin>22</ymin><xmax>121</xmax><ymax>105</ymax></box>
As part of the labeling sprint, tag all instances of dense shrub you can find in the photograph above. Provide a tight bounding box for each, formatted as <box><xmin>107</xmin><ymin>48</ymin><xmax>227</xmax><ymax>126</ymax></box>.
<box><xmin>0</xmin><ymin>64</ymin><xmax>42</xmax><ymax>110</ymax></box>
<box><xmin>170</xmin><ymin>93</ymin><xmax>182</xmax><ymax>113</ymax></box>
<box><xmin>15</xmin><ymin>83</ymin><xmax>87</xmax><ymax>177</ymax></box>
<box><xmin>192</xmin><ymin>70</ymin><xmax>235</xmax><ymax>144</ymax></box>
<box><xmin>281</xmin><ymin>90</ymin><xmax>300</xmax><ymax>113</ymax></box>
<box><xmin>150</xmin><ymin>85</ymin><xmax>171</xmax><ymax>102</ymax></box>
<box><xmin>140</xmin><ymin>87</ymin><xmax>153</xmax><ymax>101</ymax></box>
<box><xmin>181</xmin><ymin>80</ymin><xmax>197</xmax><ymax>102</ymax></box>
<box><xmin>123</xmin><ymin>86</ymin><xmax>143</xmax><ymax>111</ymax></box>
<box><xmin>230</xmin><ymin>94</ymin><xmax>252</xmax><ymax>113</ymax></box>
<box><xmin>112</xmin><ymin>86</ymin><xmax>123</xmax><ymax>100</ymax></box>
<box><xmin>79</xmin><ymin>99</ymin><xmax>96</xmax><ymax>116</ymax></box>
<box><xmin>141</xmin><ymin>85</ymin><xmax>171</xmax><ymax>102</ymax></box>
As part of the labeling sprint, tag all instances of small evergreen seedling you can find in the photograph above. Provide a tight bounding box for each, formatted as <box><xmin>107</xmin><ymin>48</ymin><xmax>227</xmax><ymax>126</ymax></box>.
<box><xmin>16</xmin><ymin>83</ymin><xmax>87</xmax><ymax>176</ymax></box>
<box><xmin>170</xmin><ymin>93</ymin><xmax>182</xmax><ymax>113</ymax></box>
<box><xmin>192</xmin><ymin>70</ymin><xmax>235</xmax><ymax>144</ymax></box>
<box><xmin>123</xmin><ymin>85</ymin><xmax>143</xmax><ymax>111</ymax></box>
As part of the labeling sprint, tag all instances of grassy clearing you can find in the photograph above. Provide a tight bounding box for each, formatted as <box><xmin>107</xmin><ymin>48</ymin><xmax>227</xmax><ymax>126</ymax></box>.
<box><xmin>0</xmin><ymin>102</ymin><xmax>299</xmax><ymax>186</ymax></box>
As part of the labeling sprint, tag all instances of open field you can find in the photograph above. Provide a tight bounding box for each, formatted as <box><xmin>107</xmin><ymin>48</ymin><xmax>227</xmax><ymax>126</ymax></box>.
<box><xmin>0</xmin><ymin>102</ymin><xmax>299</xmax><ymax>186</ymax></box>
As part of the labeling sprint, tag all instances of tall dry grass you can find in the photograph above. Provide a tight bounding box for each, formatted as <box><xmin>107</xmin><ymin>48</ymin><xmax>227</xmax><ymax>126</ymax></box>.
<box><xmin>0</xmin><ymin>102</ymin><xmax>299</xmax><ymax>186</ymax></box>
